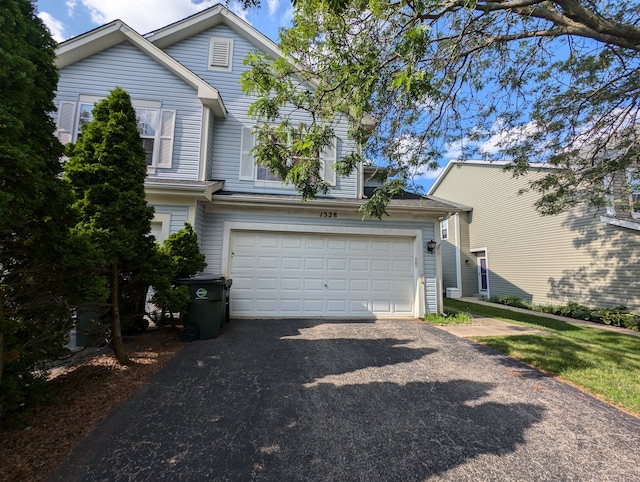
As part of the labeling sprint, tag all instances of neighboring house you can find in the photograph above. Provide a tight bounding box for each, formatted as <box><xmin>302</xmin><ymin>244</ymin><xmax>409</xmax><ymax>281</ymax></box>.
<box><xmin>429</xmin><ymin>160</ymin><xmax>640</xmax><ymax>313</ymax></box>
<box><xmin>53</xmin><ymin>4</ymin><xmax>462</xmax><ymax>318</ymax></box>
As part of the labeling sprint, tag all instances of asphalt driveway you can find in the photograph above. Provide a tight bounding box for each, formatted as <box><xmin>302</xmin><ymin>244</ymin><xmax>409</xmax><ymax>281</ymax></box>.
<box><xmin>51</xmin><ymin>319</ymin><xmax>640</xmax><ymax>481</ymax></box>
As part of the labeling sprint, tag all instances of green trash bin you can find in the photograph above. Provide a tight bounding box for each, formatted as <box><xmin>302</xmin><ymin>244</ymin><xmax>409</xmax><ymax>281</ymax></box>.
<box><xmin>178</xmin><ymin>275</ymin><xmax>232</xmax><ymax>341</ymax></box>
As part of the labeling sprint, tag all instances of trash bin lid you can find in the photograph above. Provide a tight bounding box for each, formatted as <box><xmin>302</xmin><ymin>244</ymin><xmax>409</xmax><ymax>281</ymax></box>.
<box><xmin>177</xmin><ymin>274</ymin><xmax>228</xmax><ymax>284</ymax></box>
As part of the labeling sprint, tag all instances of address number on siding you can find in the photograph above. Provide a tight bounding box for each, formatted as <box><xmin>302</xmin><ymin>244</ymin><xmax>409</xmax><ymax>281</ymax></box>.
<box><xmin>320</xmin><ymin>211</ymin><xmax>338</xmax><ymax>218</ymax></box>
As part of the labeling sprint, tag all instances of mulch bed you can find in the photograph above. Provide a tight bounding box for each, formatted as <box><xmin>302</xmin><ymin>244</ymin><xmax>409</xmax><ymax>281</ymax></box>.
<box><xmin>0</xmin><ymin>327</ymin><xmax>184</xmax><ymax>481</ymax></box>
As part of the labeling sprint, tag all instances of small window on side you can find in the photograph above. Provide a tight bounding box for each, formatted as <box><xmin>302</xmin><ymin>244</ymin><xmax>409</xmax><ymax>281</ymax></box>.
<box><xmin>440</xmin><ymin>219</ymin><xmax>448</xmax><ymax>240</ymax></box>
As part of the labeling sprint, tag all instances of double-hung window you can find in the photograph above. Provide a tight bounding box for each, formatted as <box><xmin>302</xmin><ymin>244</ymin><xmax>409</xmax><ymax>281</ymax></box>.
<box><xmin>629</xmin><ymin>168</ymin><xmax>640</xmax><ymax>219</ymax></box>
<box><xmin>240</xmin><ymin>125</ymin><xmax>337</xmax><ymax>186</ymax></box>
<box><xmin>55</xmin><ymin>96</ymin><xmax>176</xmax><ymax>171</ymax></box>
<box><xmin>440</xmin><ymin>219</ymin><xmax>448</xmax><ymax>240</ymax></box>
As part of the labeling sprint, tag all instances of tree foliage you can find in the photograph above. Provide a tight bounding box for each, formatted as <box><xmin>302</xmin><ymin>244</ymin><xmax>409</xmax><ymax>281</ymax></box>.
<box><xmin>0</xmin><ymin>0</ymin><xmax>77</xmax><ymax>422</ymax></box>
<box><xmin>241</xmin><ymin>0</ymin><xmax>640</xmax><ymax>217</ymax></box>
<box><xmin>151</xmin><ymin>222</ymin><xmax>207</xmax><ymax>321</ymax></box>
<box><xmin>65</xmin><ymin>87</ymin><xmax>156</xmax><ymax>364</ymax></box>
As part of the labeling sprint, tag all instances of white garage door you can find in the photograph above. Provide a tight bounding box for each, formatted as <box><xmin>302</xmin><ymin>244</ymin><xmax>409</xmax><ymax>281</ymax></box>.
<box><xmin>229</xmin><ymin>231</ymin><xmax>416</xmax><ymax>318</ymax></box>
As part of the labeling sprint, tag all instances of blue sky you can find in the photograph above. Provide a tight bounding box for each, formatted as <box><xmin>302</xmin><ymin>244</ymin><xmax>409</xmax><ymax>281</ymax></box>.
<box><xmin>35</xmin><ymin>0</ymin><xmax>291</xmax><ymax>43</ymax></box>
<box><xmin>35</xmin><ymin>0</ymin><xmax>453</xmax><ymax>189</ymax></box>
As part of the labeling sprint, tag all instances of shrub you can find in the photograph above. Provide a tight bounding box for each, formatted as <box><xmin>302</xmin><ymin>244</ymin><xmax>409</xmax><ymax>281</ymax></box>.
<box><xmin>486</xmin><ymin>295</ymin><xmax>639</xmax><ymax>331</ymax></box>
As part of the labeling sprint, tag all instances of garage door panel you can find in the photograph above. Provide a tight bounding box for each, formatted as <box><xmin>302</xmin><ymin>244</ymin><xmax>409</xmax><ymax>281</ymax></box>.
<box><xmin>282</xmin><ymin>238</ymin><xmax>303</xmax><ymax>249</ymax></box>
<box><xmin>258</xmin><ymin>236</ymin><xmax>279</xmax><ymax>248</ymax></box>
<box><xmin>230</xmin><ymin>231</ymin><xmax>416</xmax><ymax>318</ymax></box>
<box><xmin>282</xmin><ymin>257</ymin><xmax>303</xmax><ymax>270</ymax></box>
<box><xmin>304</xmin><ymin>278</ymin><xmax>325</xmax><ymax>291</ymax></box>
<box><xmin>256</xmin><ymin>278</ymin><xmax>278</xmax><ymax>290</ymax></box>
<box><xmin>348</xmin><ymin>279</ymin><xmax>370</xmax><ymax>292</ymax></box>
<box><xmin>280</xmin><ymin>300</ymin><xmax>302</xmax><ymax>312</ymax></box>
<box><xmin>372</xmin><ymin>279</ymin><xmax>391</xmax><ymax>291</ymax></box>
<box><xmin>305</xmin><ymin>258</ymin><xmax>325</xmax><ymax>270</ymax></box>
<box><xmin>257</xmin><ymin>257</ymin><xmax>278</xmax><ymax>269</ymax></box>
<box><xmin>350</xmin><ymin>259</ymin><xmax>369</xmax><ymax>271</ymax></box>
<box><xmin>372</xmin><ymin>259</ymin><xmax>391</xmax><ymax>272</ymax></box>
<box><xmin>305</xmin><ymin>238</ymin><xmax>325</xmax><ymax>250</ymax></box>
<box><xmin>327</xmin><ymin>279</ymin><xmax>347</xmax><ymax>290</ymax></box>
<box><xmin>280</xmin><ymin>278</ymin><xmax>302</xmax><ymax>291</ymax></box>
<box><xmin>327</xmin><ymin>258</ymin><xmax>347</xmax><ymax>271</ymax></box>
<box><xmin>372</xmin><ymin>300</ymin><xmax>392</xmax><ymax>312</ymax></box>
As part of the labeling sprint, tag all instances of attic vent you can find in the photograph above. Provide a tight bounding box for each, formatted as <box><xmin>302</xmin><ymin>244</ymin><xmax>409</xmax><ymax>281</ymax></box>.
<box><xmin>209</xmin><ymin>37</ymin><xmax>233</xmax><ymax>71</ymax></box>
<box><xmin>631</xmin><ymin>193</ymin><xmax>640</xmax><ymax>219</ymax></box>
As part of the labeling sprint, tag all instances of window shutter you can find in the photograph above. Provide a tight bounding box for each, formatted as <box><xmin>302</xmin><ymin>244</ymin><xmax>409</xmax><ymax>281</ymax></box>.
<box><xmin>56</xmin><ymin>101</ymin><xmax>76</xmax><ymax>145</ymax></box>
<box><xmin>322</xmin><ymin>137</ymin><xmax>337</xmax><ymax>186</ymax></box>
<box><xmin>239</xmin><ymin>126</ymin><xmax>255</xmax><ymax>181</ymax></box>
<box><xmin>156</xmin><ymin>110</ymin><xmax>176</xmax><ymax>169</ymax></box>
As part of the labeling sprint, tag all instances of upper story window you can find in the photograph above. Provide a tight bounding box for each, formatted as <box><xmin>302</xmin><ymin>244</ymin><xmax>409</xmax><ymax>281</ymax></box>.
<box><xmin>629</xmin><ymin>168</ymin><xmax>640</xmax><ymax>219</ymax></box>
<box><xmin>239</xmin><ymin>125</ymin><xmax>337</xmax><ymax>187</ymax></box>
<box><xmin>440</xmin><ymin>219</ymin><xmax>448</xmax><ymax>240</ymax></box>
<box><xmin>208</xmin><ymin>37</ymin><xmax>233</xmax><ymax>72</ymax></box>
<box><xmin>55</xmin><ymin>96</ymin><xmax>176</xmax><ymax>172</ymax></box>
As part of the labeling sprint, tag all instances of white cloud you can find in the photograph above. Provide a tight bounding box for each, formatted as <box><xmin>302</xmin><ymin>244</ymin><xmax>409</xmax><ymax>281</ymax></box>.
<box><xmin>79</xmin><ymin>0</ymin><xmax>217</xmax><ymax>33</ymax></box>
<box><xmin>281</xmin><ymin>5</ymin><xmax>294</xmax><ymax>25</ymax></box>
<box><xmin>479</xmin><ymin>121</ymin><xmax>539</xmax><ymax>155</ymax></box>
<box><xmin>38</xmin><ymin>11</ymin><xmax>65</xmax><ymax>42</ymax></box>
<box><xmin>267</xmin><ymin>0</ymin><xmax>280</xmax><ymax>17</ymax></box>
<box><xmin>66</xmin><ymin>0</ymin><xmax>77</xmax><ymax>16</ymax></box>
<box><xmin>229</xmin><ymin>1</ymin><xmax>250</xmax><ymax>22</ymax></box>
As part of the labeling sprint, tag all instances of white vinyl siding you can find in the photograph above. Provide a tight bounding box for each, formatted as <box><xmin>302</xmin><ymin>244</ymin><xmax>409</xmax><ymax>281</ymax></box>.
<box><xmin>431</xmin><ymin>162</ymin><xmax>640</xmax><ymax>313</ymax></box>
<box><xmin>54</xmin><ymin>42</ymin><xmax>203</xmax><ymax>181</ymax></box>
<box><xmin>163</xmin><ymin>25</ymin><xmax>359</xmax><ymax>197</ymax></box>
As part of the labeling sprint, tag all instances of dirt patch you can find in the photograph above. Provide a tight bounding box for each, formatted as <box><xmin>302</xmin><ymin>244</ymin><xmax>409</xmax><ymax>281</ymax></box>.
<box><xmin>0</xmin><ymin>327</ymin><xmax>184</xmax><ymax>482</ymax></box>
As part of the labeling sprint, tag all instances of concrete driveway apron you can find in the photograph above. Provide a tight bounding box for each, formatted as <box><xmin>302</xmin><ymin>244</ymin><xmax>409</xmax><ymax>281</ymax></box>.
<box><xmin>51</xmin><ymin>319</ymin><xmax>640</xmax><ymax>481</ymax></box>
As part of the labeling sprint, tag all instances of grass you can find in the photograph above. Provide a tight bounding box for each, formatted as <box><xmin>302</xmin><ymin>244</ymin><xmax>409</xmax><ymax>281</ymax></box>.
<box><xmin>444</xmin><ymin>299</ymin><xmax>640</xmax><ymax>416</ymax></box>
<box><xmin>424</xmin><ymin>309</ymin><xmax>473</xmax><ymax>325</ymax></box>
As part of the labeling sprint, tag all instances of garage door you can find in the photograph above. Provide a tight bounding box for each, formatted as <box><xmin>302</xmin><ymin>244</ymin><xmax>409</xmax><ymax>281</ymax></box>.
<box><xmin>229</xmin><ymin>231</ymin><xmax>416</xmax><ymax>318</ymax></box>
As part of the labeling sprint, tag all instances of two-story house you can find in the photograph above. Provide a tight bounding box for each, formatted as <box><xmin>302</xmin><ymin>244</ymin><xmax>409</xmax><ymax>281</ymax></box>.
<box><xmin>53</xmin><ymin>4</ymin><xmax>461</xmax><ymax>319</ymax></box>
<box><xmin>429</xmin><ymin>160</ymin><xmax>640</xmax><ymax>313</ymax></box>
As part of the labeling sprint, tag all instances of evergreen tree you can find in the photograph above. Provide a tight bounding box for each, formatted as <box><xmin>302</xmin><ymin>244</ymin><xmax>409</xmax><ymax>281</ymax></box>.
<box><xmin>65</xmin><ymin>87</ymin><xmax>156</xmax><ymax>364</ymax></box>
<box><xmin>151</xmin><ymin>222</ymin><xmax>207</xmax><ymax>322</ymax></box>
<box><xmin>0</xmin><ymin>0</ymin><xmax>77</xmax><ymax>421</ymax></box>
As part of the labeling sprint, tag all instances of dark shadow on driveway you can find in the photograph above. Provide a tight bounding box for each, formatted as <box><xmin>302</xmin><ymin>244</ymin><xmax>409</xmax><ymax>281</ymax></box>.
<box><xmin>50</xmin><ymin>319</ymin><xmax>547</xmax><ymax>481</ymax></box>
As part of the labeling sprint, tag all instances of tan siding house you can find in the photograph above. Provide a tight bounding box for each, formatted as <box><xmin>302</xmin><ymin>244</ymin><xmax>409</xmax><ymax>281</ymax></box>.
<box><xmin>429</xmin><ymin>161</ymin><xmax>640</xmax><ymax>313</ymax></box>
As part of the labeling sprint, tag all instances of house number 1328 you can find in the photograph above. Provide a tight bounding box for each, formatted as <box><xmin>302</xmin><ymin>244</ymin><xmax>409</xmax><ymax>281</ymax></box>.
<box><xmin>320</xmin><ymin>211</ymin><xmax>338</xmax><ymax>218</ymax></box>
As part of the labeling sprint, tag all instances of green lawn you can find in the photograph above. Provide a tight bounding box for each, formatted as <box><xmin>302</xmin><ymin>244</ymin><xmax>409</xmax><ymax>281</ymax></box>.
<box><xmin>444</xmin><ymin>299</ymin><xmax>640</xmax><ymax>416</ymax></box>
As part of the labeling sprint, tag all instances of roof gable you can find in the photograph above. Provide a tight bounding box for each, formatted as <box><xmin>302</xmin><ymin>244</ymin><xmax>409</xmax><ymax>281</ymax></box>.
<box><xmin>55</xmin><ymin>20</ymin><xmax>227</xmax><ymax>118</ymax></box>
<box><xmin>428</xmin><ymin>160</ymin><xmax>551</xmax><ymax>195</ymax></box>
<box><xmin>146</xmin><ymin>4</ymin><xmax>281</xmax><ymax>60</ymax></box>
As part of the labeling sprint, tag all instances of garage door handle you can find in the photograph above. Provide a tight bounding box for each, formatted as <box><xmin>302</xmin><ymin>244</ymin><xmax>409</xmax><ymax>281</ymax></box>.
<box><xmin>324</xmin><ymin>284</ymin><xmax>328</xmax><ymax>287</ymax></box>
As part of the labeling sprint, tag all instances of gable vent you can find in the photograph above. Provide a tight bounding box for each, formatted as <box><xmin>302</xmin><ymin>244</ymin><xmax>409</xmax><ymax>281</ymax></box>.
<box><xmin>209</xmin><ymin>37</ymin><xmax>233</xmax><ymax>70</ymax></box>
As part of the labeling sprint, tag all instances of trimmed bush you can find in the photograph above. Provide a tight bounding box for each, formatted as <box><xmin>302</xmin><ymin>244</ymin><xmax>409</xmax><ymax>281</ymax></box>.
<box><xmin>487</xmin><ymin>296</ymin><xmax>640</xmax><ymax>331</ymax></box>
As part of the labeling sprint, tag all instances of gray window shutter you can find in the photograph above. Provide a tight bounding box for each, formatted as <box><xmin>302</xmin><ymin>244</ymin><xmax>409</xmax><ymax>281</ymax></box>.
<box><xmin>56</xmin><ymin>101</ymin><xmax>76</xmax><ymax>145</ymax></box>
<box><xmin>156</xmin><ymin>110</ymin><xmax>176</xmax><ymax>168</ymax></box>
<box><xmin>239</xmin><ymin>126</ymin><xmax>255</xmax><ymax>181</ymax></box>
<box><xmin>322</xmin><ymin>137</ymin><xmax>337</xmax><ymax>186</ymax></box>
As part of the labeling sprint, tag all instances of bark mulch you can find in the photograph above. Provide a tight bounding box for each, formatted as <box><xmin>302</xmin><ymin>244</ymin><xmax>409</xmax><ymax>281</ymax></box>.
<box><xmin>0</xmin><ymin>327</ymin><xmax>184</xmax><ymax>482</ymax></box>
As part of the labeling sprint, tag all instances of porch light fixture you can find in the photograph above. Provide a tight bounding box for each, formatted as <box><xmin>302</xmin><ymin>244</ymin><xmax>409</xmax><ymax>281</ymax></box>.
<box><xmin>426</xmin><ymin>239</ymin><xmax>437</xmax><ymax>253</ymax></box>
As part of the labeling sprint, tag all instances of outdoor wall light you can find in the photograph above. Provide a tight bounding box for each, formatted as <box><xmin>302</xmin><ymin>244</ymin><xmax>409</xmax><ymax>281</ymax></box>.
<box><xmin>426</xmin><ymin>239</ymin><xmax>437</xmax><ymax>253</ymax></box>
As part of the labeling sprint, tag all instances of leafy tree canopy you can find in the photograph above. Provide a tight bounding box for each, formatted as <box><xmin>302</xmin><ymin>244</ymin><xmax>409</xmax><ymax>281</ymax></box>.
<box><xmin>240</xmin><ymin>0</ymin><xmax>640</xmax><ymax>217</ymax></box>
